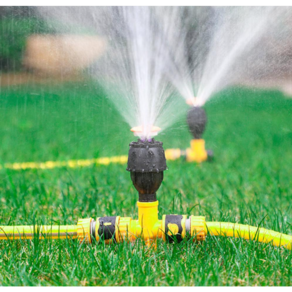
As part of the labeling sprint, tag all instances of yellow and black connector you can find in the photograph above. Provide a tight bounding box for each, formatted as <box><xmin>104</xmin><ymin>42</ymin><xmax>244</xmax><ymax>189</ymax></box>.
<box><xmin>77</xmin><ymin>214</ymin><xmax>206</xmax><ymax>246</ymax></box>
<box><xmin>1</xmin><ymin>135</ymin><xmax>292</xmax><ymax>250</ymax></box>
<box><xmin>75</xmin><ymin>138</ymin><xmax>291</xmax><ymax>250</ymax></box>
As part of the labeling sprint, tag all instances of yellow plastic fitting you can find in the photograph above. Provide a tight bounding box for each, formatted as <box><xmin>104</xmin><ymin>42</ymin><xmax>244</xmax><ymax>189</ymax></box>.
<box><xmin>165</xmin><ymin>148</ymin><xmax>182</xmax><ymax>161</ymax></box>
<box><xmin>95</xmin><ymin>217</ymin><xmax>100</xmax><ymax>242</ymax></box>
<box><xmin>116</xmin><ymin>217</ymin><xmax>134</xmax><ymax>243</ymax></box>
<box><xmin>77</xmin><ymin>218</ymin><xmax>93</xmax><ymax>243</ymax></box>
<box><xmin>186</xmin><ymin>139</ymin><xmax>208</xmax><ymax>163</ymax></box>
<box><xmin>190</xmin><ymin>215</ymin><xmax>207</xmax><ymax>241</ymax></box>
<box><xmin>137</xmin><ymin>201</ymin><xmax>159</xmax><ymax>246</ymax></box>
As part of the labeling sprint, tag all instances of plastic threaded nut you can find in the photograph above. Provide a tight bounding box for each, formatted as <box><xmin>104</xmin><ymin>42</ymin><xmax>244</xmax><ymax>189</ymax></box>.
<box><xmin>116</xmin><ymin>217</ymin><xmax>132</xmax><ymax>243</ymax></box>
<box><xmin>77</xmin><ymin>218</ymin><xmax>93</xmax><ymax>243</ymax></box>
<box><xmin>190</xmin><ymin>216</ymin><xmax>207</xmax><ymax>241</ymax></box>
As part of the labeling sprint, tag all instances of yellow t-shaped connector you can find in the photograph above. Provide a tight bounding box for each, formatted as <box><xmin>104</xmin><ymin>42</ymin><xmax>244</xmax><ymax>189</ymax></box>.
<box><xmin>137</xmin><ymin>201</ymin><xmax>161</xmax><ymax>246</ymax></box>
<box><xmin>186</xmin><ymin>139</ymin><xmax>208</xmax><ymax>163</ymax></box>
<box><xmin>164</xmin><ymin>139</ymin><xmax>210</xmax><ymax>163</ymax></box>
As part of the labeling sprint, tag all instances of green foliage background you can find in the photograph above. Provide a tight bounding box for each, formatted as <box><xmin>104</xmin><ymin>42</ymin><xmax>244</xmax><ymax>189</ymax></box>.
<box><xmin>0</xmin><ymin>16</ymin><xmax>52</xmax><ymax>71</ymax></box>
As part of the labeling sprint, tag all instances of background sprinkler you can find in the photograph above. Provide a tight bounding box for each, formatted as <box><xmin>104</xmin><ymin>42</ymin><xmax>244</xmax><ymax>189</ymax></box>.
<box><xmin>165</xmin><ymin>98</ymin><xmax>213</xmax><ymax>163</ymax></box>
<box><xmin>186</xmin><ymin>105</ymin><xmax>213</xmax><ymax>162</ymax></box>
<box><xmin>0</xmin><ymin>127</ymin><xmax>291</xmax><ymax>250</ymax></box>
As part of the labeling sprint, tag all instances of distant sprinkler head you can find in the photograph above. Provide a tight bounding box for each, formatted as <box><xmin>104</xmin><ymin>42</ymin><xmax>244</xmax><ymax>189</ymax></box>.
<box><xmin>127</xmin><ymin>138</ymin><xmax>167</xmax><ymax>202</ymax></box>
<box><xmin>186</xmin><ymin>97</ymin><xmax>204</xmax><ymax>107</ymax></box>
<box><xmin>187</xmin><ymin>106</ymin><xmax>207</xmax><ymax>139</ymax></box>
<box><xmin>131</xmin><ymin>125</ymin><xmax>161</xmax><ymax>140</ymax></box>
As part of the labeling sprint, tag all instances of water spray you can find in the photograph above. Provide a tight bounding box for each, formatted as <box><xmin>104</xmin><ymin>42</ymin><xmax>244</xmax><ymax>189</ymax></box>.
<box><xmin>165</xmin><ymin>98</ymin><xmax>213</xmax><ymax>163</ymax></box>
<box><xmin>0</xmin><ymin>130</ymin><xmax>291</xmax><ymax>250</ymax></box>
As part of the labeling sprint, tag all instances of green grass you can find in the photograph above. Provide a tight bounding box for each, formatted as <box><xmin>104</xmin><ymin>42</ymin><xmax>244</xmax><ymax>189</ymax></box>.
<box><xmin>0</xmin><ymin>81</ymin><xmax>292</xmax><ymax>286</ymax></box>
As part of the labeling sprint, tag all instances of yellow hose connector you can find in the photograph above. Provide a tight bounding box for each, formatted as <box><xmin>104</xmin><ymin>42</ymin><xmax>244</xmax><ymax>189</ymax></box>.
<box><xmin>186</xmin><ymin>139</ymin><xmax>208</xmax><ymax>163</ymax></box>
<box><xmin>190</xmin><ymin>215</ymin><xmax>207</xmax><ymax>241</ymax></box>
<box><xmin>165</xmin><ymin>149</ymin><xmax>182</xmax><ymax>161</ymax></box>
<box><xmin>77</xmin><ymin>218</ymin><xmax>93</xmax><ymax>243</ymax></box>
<box><xmin>137</xmin><ymin>201</ymin><xmax>159</xmax><ymax>246</ymax></box>
<box><xmin>161</xmin><ymin>214</ymin><xmax>187</xmax><ymax>243</ymax></box>
<box><xmin>116</xmin><ymin>217</ymin><xmax>133</xmax><ymax>243</ymax></box>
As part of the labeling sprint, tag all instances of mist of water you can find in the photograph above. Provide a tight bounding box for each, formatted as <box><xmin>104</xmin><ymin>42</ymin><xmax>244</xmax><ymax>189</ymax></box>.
<box><xmin>38</xmin><ymin>7</ymin><xmax>292</xmax><ymax>139</ymax></box>
<box><xmin>197</xmin><ymin>7</ymin><xmax>279</xmax><ymax>105</ymax></box>
<box><xmin>38</xmin><ymin>7</ymin><xmax>189</xmax><ymax>140</ymax></box>
<box><xmin>165</xmin><ymin>7</ymin><xmax>292</xmax><ymax>106</ymax></box>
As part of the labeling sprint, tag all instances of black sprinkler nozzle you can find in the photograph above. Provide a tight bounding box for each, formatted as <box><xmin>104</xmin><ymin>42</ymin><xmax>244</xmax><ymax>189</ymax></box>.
<box><xmin>127</xmin><ymin>139</ymin><xmax>167</xmax><ymax>202</ymax></box>
<box><xmin>187</xmin><ymin>106</ymin><xmax>207</xmax><ymax>139</ymax></box>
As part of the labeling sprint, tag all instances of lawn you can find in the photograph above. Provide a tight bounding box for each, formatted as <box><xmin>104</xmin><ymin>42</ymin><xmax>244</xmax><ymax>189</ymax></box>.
<box><xmin>0</xmin><ymin>81</ymin><xmax>291</xmax><ymax>286</ymax></box>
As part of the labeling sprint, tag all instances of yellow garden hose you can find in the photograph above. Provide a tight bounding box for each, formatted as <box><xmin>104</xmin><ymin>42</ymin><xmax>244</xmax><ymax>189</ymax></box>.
<box><xmin>206</xmin><ymin>222</ymin><xmax>292</xmax><ymax>250</ymax></box>
<box><xmin>0</xmin><ymin>225</ymin><xmax>77</xmax><ymax>240</ymax></box>
<box><xmin>1</xmin><ymin>219</ymin><xmax>291</xmax><ymax>250</ymax></box>
<box><xmin>0</xmin><ymin>141</ymin><xmax>208</xmax><ymax>171</ymax></box>
<box><xmin>0</xmin><ymin>155</ymin><xmax>128</xmax><ymax>170</ymax></box>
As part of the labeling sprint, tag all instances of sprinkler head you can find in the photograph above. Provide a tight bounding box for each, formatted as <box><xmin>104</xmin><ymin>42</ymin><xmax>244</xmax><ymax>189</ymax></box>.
<box><xmin>127</xmin><ymin>139</ymin><xmax>167</xmax><ymax>202</ymax></box>
<box><xmin>131</xmin><ymin>125</ymin><xmax>161</xmax><ymax>140</ymax></box>
<box><xmin>186</xmin><ymin>97</ymin><xmax>204</xmax><ymax>107</ymax></box>
<box><xmin>187</xmin><ymin>106</ymin><xmax>207</xmax><ymax>139</ymax></box>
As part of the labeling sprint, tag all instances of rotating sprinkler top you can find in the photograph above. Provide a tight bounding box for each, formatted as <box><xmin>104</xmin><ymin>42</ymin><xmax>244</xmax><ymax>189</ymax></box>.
<box><xmin>187</xmin><ymin>105</ymin><xmax>207</xmax><ymax>140</ymax></box>
<box><xmin>186</xmin><ymin>97</ymin><xmax>205</xmax><ymax>107</ymax></box>
<box><xmin>131</xmin><ymin>126</ymin><xmax>161</xmax><ymax>141</ymax></box>
<box><xmin>127</xmin><ymin>134</ymin><xmax>167</xmax><ymax>203</ymax></box>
